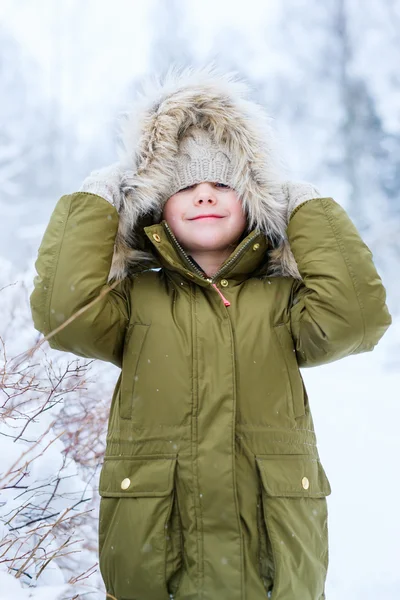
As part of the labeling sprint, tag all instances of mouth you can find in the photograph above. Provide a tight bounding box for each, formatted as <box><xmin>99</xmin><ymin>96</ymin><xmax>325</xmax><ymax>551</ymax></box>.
<box><xmin>189</xmin><ymin>214</ymin><xmax>225</xmax><ymax>221</ymax></box>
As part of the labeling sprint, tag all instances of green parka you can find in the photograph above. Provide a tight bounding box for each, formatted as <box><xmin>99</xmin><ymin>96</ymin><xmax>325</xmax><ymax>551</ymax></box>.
<box><xmin>30</xmin><ymin>189</ymin><xmax>391</xmax><ymax>600</ymax></box>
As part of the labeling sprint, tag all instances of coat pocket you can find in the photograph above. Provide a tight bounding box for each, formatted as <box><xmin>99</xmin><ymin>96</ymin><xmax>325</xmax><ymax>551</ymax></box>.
<box><xmin>273</xmin><ymin>323</ymin><xmax>306</xmax><ymax>419</ymax></box>
<box><xmin>256</xmin><ymin>455</ymin><xmax>331</xmax><ymax>600</ymax></box>
<box><xmin>120</xmin><ymin>322</ymin><xmax>150</xmax><ymax>420</ymax></box>
<box><xmin>98</xmin><ymin>455</ymin><xmax>183</xmax><ymax>600</ymax></box>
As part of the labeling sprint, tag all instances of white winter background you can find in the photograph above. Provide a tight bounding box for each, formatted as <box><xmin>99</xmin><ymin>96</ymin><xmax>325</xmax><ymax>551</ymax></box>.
<box><xmin>1</xmin><ymin>0</ymin><xmax>399</xmax><ymax>599</ymax></box>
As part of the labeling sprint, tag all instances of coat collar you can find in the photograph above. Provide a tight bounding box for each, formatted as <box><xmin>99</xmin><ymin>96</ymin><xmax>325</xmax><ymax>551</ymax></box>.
<box><xmin>144</xmin><ymin>221</ymin><xmax>269</xmax><ymax>286</ymax></box>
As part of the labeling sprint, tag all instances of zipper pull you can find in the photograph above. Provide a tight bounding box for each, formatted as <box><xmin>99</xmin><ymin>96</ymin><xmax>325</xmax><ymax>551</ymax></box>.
<box><xmin>211</xmin><ymin>282</ymin><xmax>231</xmax><ymax>307</ymax></box>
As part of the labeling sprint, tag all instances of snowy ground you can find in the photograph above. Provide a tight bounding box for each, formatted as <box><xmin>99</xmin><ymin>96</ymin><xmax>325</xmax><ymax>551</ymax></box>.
<box><xmin>304</xmin><ymin>321</ymin><xmax>400</xmax><ymax>599</ymax></box>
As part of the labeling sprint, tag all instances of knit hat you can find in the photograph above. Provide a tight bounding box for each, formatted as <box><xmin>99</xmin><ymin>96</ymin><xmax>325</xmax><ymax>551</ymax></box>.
<box><xmin>167</xmin><ymin>127</ymin><xmax>234</xmax><ymax>198</ymax></box>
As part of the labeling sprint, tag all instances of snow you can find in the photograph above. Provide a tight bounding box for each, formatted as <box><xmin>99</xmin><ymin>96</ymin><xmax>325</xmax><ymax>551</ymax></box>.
<box><xmin>0</xmin><ymin>571</ymin><xmax>67</xmax><ymax>600</ymax></box>
<box><xmin>1</xmin><ymin>0</ymin><xmax>399</xmax><ymax>598</ymax></box>
<box><xmin>303</xmin><ymin>338</ymin><xmax>400</xmax><ymax>599</ymax></box>
<box><xmin>0</xmin><ymin>264</ymin><xmax>110</xmax><ymax>598</ymax></box>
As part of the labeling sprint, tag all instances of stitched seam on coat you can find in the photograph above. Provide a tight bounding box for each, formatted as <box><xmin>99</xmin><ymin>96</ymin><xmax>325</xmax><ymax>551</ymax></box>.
<box><xmin>226</xmin><ymin>308</ymin><xmax>245</xmax><ymax>596</ymax></box>
<box><xmin>256</xmin><ymin>496</ymin><xmax>264</xmax><ymax>578</ymax></box>
<box><xmin>244</xmin><ymin>440</ymin><xmax>318</xmax><ymax>449</ymax></box>
<box><xmin>238</xmin><ymin>424</ymin><xmax>316</xmax><ymax>433</ymax></box>
<box><xmin>320</xmin><ymin>198</ymin><xmax>366</xmax><ymax>351</ymax></box>
<box><xmin>107</xmin><ymin>277</ymin><xmax>131</xmax><ymax>329</ymax></box>
<box><xmin>47</xmin><ymin>195</ymin><xmax>73</xmax><ymax>348</ymax></box>
<box><xmin>262</xmin><ymin>505</ymin><xmax>281</xmax><ymax>593</ymax></box>
<box><xmin>272</xmin><ymin>325</ymin><xmax>297</xmax><ymax>420</ymax></box>
<box><xmin>74</xmin><ymin>190</ymin><xmax>116</xmax><ymax>203</ymax></box>
<box><xmin>191</xmin><ymin>284</ymin><xmax>204</xmax><ymax>593</ymax></box>
<box><xmin>288</xmin><ymin>198</ymin><xmax>316</xmax><ymax>223</ymax></box>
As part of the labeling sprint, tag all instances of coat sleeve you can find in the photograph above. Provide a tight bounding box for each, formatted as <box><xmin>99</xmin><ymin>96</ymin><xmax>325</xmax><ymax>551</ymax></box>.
<box><xmin>287</xmin><ymin>197</ymin><xmax>392</xmax><ymax>368</ymax></box>
<box><xmin>30</xmin><ymin>192</ymin><xmax>130</xmax><ymax>367</ymax></box>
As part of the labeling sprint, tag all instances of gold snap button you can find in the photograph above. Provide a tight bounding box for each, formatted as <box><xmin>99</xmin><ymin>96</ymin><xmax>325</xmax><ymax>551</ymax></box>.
<box><xmin>121</xmin><ymin>478</ymin><xmax>131</xmax><ymax>490</ymax></box>
<box><xmin>252</xmin><ymin>243</ymin><xmax>260</xmax><ymax>251</ymax></box>
<box><xmin>220</xmin><ymin>279</ymin><xmax>229</xmax><ymax>287</ymax></box>
<box><xmin>301</xmin><ymin>476</ymin><xmax>310</xmax><ymax>490</ymax></box>
<box><xmin>152</xmin><ymin>233</ymin><xmax>161</xmax><ymax>243</ymax></box>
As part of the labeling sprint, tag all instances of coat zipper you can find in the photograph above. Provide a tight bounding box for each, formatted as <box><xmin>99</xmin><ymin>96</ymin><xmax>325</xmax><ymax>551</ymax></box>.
<box><xmin>163</xmin><ymin>222</ymin><xmax>259</xmax><ymax>307</ymax></box>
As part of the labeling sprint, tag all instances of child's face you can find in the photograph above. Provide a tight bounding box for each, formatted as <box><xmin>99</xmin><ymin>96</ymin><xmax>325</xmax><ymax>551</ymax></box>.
<box><xmin>162</xmin><ymin>182</ymin><xmax>247</xmax><ymax>254</ymax></box>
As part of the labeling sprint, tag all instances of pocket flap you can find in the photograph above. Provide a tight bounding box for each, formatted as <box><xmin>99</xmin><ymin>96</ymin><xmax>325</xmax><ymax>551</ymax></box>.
<box><xmin>99</xmin><ymin>455</ymin><xmax>177</xmax><ymax>498</ymax></box>
<box><xmin>256</xmin><ymin>454</ymin><xmax>331</xmax><ymax>498</ymax></box>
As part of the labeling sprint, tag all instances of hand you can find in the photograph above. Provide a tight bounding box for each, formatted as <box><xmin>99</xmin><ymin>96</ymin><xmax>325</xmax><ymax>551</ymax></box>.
<box><xmin>79</xmin><ymin>162</ymin><xmax>124</xmax><ymax>211</ymax></box>
<box><xmin>282</xmin><ymin>181</ymin><xmax>322</xmax><ymax>222</ymax></box>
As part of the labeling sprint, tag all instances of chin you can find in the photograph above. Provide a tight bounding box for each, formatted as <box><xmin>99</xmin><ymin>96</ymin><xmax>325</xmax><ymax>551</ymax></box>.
<box><xmin>186</xmin><ymin>235</ymin><xmax>234</xmax><ymax>252</ymax></box>
<box><xmin>178</xmin><ymin>223</ymin><xmax>243</xmax><ymax>251</ymax></box>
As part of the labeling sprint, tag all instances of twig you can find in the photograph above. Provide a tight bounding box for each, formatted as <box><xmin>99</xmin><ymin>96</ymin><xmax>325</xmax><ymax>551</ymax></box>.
<box><xmin>8</xmin><ymin>279</ymin><xmax>122</xmax><ymax>370</ymax></box>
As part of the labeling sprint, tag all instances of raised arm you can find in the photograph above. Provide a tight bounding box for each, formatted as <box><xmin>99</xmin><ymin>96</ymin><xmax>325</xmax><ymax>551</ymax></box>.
<box><xmin>30</xmin><ymin>166</ymin><xmax>130</xmax><ymax>367</ymax></box>
<box><xmin>284</xmin><ymin>186</ymin><xmax>392</xmax><ymax>368</ymax></box>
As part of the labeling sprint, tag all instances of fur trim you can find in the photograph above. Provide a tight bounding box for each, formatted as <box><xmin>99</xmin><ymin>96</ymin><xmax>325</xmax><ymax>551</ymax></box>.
<box><xmin>109</xmin><ymin>64</ymin><xmax>302</xmax><ymax>282</ymax></box>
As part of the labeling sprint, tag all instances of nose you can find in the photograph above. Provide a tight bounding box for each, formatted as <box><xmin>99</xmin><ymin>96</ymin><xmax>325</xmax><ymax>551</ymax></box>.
<box><xmin>193</xmin><ymin>182</ymin><xmax>217</xmax><ymax>206</ymax></box>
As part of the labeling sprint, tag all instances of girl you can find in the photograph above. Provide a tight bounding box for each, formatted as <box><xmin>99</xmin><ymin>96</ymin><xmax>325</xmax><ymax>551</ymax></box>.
<box><xmin>30</xmin><ymin>66</ymin><xmax>392</xmax><ymax>600</ymax></box>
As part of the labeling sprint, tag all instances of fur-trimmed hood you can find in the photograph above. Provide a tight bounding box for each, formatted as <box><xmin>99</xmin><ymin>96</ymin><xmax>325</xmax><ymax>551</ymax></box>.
<box><xmin>110</xmin><ymin>64</ymin><xmax>301</xmax><ymax>282</ymax></box>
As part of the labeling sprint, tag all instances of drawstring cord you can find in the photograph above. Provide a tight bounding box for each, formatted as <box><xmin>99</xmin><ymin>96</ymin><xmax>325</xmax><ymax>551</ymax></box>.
<box><xmin>187</xmin><ymin>253</ymin><xmax>231</xmax><ymax>307</ymax></box>
<box><xmin>211</xmin><ymin>283</ymin><xmax>231</xmax><ymax>307</ymax></box>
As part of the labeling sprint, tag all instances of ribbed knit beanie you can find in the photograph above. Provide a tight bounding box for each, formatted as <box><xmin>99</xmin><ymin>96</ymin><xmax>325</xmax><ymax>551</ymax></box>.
<box><xmin>166</xmin><ymin>127</ymin><xmax>234</xmax><ymax>198</ymax></box>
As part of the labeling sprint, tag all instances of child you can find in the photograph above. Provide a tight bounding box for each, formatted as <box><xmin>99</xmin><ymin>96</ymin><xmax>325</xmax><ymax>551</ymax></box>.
<box><xmin>30</xmin><ymin>66</ymin><xmax>392</xmax><ymax>600</ymax></box>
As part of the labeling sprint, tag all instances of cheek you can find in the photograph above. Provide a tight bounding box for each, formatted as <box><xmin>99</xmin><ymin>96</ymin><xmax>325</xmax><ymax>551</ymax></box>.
<box><xmin>162</xmin><ymin>198</ymin><xmax>171</xmax><ymax>219</ymax></box>
<box><xmin>162</xmin><ymin>198</ymin><xmax>186</xmax><ymax>237</ymax></box>
<box><xmin>162</xmin><ymin>197</ymin><xmax>177</xmax><ymax>221</ymax></box>
<box><xmin>230</xmin><ymin>198</ymin><xmax>247</xmax><ymax>228</ymax></box>
<box><xmin>163</xmin><ymin>195</ymin><xmax>188</xmax><ymax>223</ymax></box>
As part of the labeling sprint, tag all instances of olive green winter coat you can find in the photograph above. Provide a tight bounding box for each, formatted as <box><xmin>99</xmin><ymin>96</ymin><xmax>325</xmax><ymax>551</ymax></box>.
<box><xmin>30</xmin><ymin>190</ymin><xmax>391</xmax><ymax>600</ymax></box>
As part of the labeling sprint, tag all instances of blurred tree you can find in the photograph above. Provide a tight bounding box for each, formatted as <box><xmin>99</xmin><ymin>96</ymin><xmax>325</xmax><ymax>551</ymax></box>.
<box><xmin>333</xmin><ymin>0</ymin><xmax>399</xmax><ymax>227</ymax></box>
<box><xmin>147</xmin><ymin>0</ymin><xmax>196</xmax><ymax>72</ymax></box>
<box><xmin>0</xmin><ymin>24</ymin><xmax>79</xmax><ymax>267</ymax></box>
<box><xmin>0</xmin><ymin>26</ymin><xmax>54</xmax><ymax>202</ymax></box>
